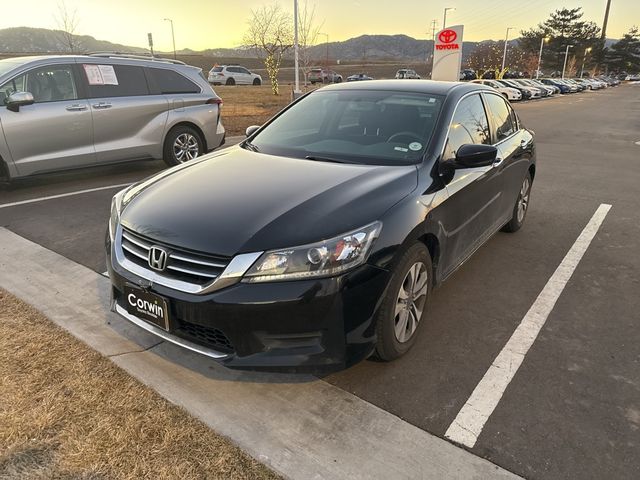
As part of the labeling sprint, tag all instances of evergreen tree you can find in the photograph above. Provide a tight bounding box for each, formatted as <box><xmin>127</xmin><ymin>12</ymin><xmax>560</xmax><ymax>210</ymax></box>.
<box><xmin>520</xmin><ymin>8</ymin><xmax>600</xmax><ymax>74</ymax></box>
<box><xmin>606</xmin><ymin>27</ymin><xmax>640</xmax><ymax>73</ymax></box>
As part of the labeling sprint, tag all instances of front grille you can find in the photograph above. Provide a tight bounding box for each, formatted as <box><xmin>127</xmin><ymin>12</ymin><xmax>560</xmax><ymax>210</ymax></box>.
<box><xmin>120</xmin><ymin>227</ymin><xmax>230</xmax><ymax>285</ymax></box>
<box><xmin>175</xmin><ymin>319</ymin><xmax>235</xmax><ymax>353</ymax></box>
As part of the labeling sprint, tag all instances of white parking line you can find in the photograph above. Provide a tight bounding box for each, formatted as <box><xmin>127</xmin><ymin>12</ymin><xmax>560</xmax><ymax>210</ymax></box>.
<box><xmin>0</xmin><ymin>183</ymin><xmax>131</xmax><ymax>210</ymax></box>
<box><xmin>445</xmin><ymin>203</ymin><xmax>612</xmax><ymax>448</ymax></box>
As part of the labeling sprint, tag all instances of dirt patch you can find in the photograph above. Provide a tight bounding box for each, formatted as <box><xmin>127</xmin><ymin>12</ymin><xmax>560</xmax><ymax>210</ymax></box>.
<box><xmin>0</xmin><ymin>289</ymin><xmax>280</xmax><ymax>480</ymax></box>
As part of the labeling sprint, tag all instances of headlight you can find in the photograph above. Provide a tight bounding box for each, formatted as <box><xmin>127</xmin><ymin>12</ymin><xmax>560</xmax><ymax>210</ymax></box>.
<box><xmin>243</xmin><ymin>222</ymin><xmax>382</xmax><ymax>282</ymax></box>
<box><xmin>108</xmin><ymin>188</ymin><xmax>127</xmax><ymax>241</ymax></box>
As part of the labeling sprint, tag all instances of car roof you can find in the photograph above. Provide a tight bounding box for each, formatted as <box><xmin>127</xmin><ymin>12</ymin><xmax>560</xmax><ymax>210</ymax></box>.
<box><xmin>319</xmin><ymin>79</ymin><xmax>492</xmax><ymax>96</ymax></box>
<box><xmin>0</xmin><ymin>54</ymin><xmax>196</xmax><ymax>71</ymax></box>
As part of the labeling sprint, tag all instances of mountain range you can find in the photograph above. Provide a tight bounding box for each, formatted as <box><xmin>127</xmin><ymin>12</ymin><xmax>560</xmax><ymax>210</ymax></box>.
<box><xmin>0</xmin><ymin>27</ymin><xmax>618</xmax><ymax>61</ymax></box>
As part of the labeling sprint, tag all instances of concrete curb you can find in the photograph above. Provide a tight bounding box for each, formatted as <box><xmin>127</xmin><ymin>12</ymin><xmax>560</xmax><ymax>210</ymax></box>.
<box><xmin>0</xmin><ymin>227</ymin><xmax>522</xmax><ymax>480</ymax></box>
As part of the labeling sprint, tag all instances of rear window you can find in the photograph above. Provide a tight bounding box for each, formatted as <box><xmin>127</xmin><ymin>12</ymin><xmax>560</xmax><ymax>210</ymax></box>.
<box><xmin>311</xmin><ymin>69</ymin><xmax>322</xmax><ymax>73</ymax></box>
<box><xmin>212</xmin><ymin>66</ymin><xmax>223</xmax><ymax>72</ymax></box>
<box><xmin>147</xmin><ymin>68</ymin><xmax>200</xmax><ymax>94</ymax></box>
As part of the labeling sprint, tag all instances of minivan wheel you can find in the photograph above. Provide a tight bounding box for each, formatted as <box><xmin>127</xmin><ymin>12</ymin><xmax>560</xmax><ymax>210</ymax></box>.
<box><xmin>226</xmin><ymin>77</ymin><xmax>236</xmax><ymax>86</ymax></box>
<box><xmin>253</xmin><ymin>78</ymin><xmax>261</xmax><ymax>86</ymax></box>
<box><xmin>502</xmin><ymin>171</ymin><xmax>532</xmax><ymax>233</ymax></box>
<box><xmin>374</xmin><ymin>243</ymin><xmax>432</xmax><ymax>361</ymax></box>
<box><xmin>163</xmin><ymin>126</ymin><xmax>204</xmax><ymax>166</ymax></box>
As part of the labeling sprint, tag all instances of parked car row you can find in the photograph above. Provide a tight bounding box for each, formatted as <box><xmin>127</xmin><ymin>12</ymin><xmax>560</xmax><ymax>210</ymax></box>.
<box><xmin>470</xmin><ymin>75</ymin><xmax>619</xmax><ymax>101</ymax></box>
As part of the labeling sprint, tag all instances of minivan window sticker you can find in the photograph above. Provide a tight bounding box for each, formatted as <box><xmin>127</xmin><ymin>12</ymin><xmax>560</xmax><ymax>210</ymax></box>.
<box><xmin>83</xmin><ymin>64</ymin><xmax>119</xmax><ymax>85</ymax></box>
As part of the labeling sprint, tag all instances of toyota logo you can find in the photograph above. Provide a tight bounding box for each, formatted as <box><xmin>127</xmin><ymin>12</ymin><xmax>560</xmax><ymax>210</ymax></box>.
<box><xmin>148</xmin><ymin>246</ymin><xmax>168</xmax><ymax>271</ymax></box>
<box><xmin>439</xmin><ymin>29</ymin><xmax>457</xmax><ymax>44</ymax></box>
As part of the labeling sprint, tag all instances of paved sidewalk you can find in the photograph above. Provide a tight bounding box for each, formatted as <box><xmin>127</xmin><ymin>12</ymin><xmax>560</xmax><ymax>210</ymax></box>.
<box><xmin>0</xmin><ymin>227</ymin><xmax>521</xmax><ymax>480</ymax></box>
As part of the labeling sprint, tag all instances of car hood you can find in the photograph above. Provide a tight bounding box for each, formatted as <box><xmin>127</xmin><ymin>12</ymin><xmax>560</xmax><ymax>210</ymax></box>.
<box><xmin>120</xmin><ymin>147</ymin><xmax>418</xmax><ymax>257</ymax></box>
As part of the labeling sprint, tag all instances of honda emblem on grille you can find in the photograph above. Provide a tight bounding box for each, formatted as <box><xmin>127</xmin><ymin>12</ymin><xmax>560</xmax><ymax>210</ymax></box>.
<box><xmin>148</xmin><ymin>246</ymin><xmax>168</xmax><ymax>271</ymax></box>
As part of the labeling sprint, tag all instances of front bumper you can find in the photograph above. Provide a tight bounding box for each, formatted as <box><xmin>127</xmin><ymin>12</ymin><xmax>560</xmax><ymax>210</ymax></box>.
<box><xmin>106</xmin><ymin>235</ymin><xmax>390</xmax><ymax>372</ymax></box>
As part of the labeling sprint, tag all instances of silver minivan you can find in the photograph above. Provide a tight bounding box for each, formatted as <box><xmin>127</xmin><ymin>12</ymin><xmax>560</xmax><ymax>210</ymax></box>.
<box><xmin>0</xmin><ymin>54</ymin><xmax>225</xmax><ymax>182</ymax></box>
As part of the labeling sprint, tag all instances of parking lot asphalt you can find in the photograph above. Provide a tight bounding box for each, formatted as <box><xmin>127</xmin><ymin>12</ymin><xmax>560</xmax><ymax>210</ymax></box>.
<box><xmin>1</xmin><ymin>86</ymin><xmax>639</xmax><ymax>479</ymax></box>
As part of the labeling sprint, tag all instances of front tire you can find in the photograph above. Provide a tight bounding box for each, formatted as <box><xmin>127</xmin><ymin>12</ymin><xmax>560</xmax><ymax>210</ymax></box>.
<box><xmin>253</xmin><ymin>78</ymin><xmax>261</xmax><ymax>86</ymax></box>
<box><xmin>503</xmin><ymin>171</ymin><xmax>532</xmax><ymax>232</ymax></box>
<box><xmin>163</xmin><ymin>126</ymin><xmax>204</xmax><ymax>167</ymax></box>
<box><xmin>374</xmin><ymin>243</ymin><xmax>432</xmax><ymax>361</ymax></box>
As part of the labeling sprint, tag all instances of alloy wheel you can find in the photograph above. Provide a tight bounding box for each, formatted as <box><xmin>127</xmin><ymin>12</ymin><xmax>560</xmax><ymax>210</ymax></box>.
<box><xmin>394</xmin><ymin>262</ymin><xmax>428</xmax><ymax>343</ymax></box>
<box><xmin>173</xmin><ymin>133</ymin><xmax>199</xmax><ymax>163</ymax></box>
<box><xmin>517</xmin><ymin>177</ymin><xmax>531</xmax><ymax>223</ymax></box>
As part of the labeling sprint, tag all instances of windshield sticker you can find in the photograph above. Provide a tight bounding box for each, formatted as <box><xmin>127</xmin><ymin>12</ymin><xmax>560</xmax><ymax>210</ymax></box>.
<box><xmin>83</xmin><ymin>64</ymin><xmax>119</xmax><ymax>85</ymax></box>
<box><xmin>394</xmin><ymin>146</ymin><xmax>408</xmax><ymax>152</ymax></box>
<box><xmin>409</xmin><ymin>142</ymin><xmax>422</xmax><ymax>151</ymax></box>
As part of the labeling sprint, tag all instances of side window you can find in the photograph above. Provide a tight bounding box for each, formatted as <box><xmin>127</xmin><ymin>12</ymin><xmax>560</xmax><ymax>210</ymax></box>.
<box><xmin>484</xmin><ymin>94</ymin><xmax>516</xmax><ymax>142</ymax></box>
<box><xmin>85</xmin><ymin>64</ymin><xmax>149</xmax><ymax>98</ymax></box>
<box><xmin>239</xmin><ymin>68</ymin><xmax>250</xmax><ymax>75</ymax></box>
<box><xmin>443</xmin><ymin>94</ymin><xmax>491</xmax><ymax>161</ymax></box>
<box><xmin>147</xmin><ymin>68</ymin><xmax>200</xmax><ymax>94</ymax></box>
<box><xmin>0</xmin><ymin>65</ymin><xmax>78</xmax><ymax>104</ymax></box>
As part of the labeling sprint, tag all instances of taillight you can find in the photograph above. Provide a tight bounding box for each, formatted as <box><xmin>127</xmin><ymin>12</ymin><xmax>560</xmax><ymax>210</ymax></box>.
<box><xmin>206</xmin><ymin>98</ymin><xmax>223</xmax><ymax>106</ymax></box>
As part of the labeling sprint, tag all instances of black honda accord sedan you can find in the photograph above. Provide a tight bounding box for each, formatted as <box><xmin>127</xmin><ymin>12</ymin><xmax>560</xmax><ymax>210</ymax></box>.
<box><xmin>106</xmin><ymin>80</ymin><xmax>535</xmax><ymax>372</ymax></box>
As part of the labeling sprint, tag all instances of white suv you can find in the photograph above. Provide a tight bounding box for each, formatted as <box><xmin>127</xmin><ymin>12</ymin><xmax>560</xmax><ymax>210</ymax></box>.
<box><xmin>208</xmin><ymin>65</ymin><xmax>262</xmax><ymax>86</ymax></box>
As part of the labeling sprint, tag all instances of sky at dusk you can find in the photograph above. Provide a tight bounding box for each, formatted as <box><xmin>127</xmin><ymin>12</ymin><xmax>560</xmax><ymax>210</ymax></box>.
<box><xmin>1</xmin><ymin>0</ymin><xmax>637</xmax><ymax>52</ymax></box>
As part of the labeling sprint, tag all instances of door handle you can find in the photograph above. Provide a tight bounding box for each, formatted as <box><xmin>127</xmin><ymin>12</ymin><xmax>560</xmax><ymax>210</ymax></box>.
<box><xmin>92</xmin><ymin>102</ymin><xmax>112</xmax><ymax>109</ymax></box>
<box><xmin>66</xmin><ymin>104</ymin><xmax>87</xmax><ymax>111</ymax></box>
<box><xmin>493</xmin><ymin>157</ymin><xmax>504</xmax><ymax>168</ymax></box>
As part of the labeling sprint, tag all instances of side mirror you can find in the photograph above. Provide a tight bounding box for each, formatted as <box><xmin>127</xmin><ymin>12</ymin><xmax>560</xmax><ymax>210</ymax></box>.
<box><xmin>6</xmin><ymin>91</ymin><xmax>34</xmax><ymax>112</ymax></box>
<box><xmin>452</xmin><ymin>144</ymin><xmax>498</xmax><ymax>168</ymax></box>
<box><xmin>245</xmin><ymin>125</ymin><xmax>260</xmax><ymax>137</ymax></box>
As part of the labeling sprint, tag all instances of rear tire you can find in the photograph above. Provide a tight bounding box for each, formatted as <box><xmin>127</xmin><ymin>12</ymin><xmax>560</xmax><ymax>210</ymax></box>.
<box><xmin>374</xmin><ymin>243</ymin><xmax>432</xmax><ymax>361</ymax></box>
<box><xmin>502</xmin><ymin>171</ymin><xmax>532</xmax><ymax>233</ymax></box>
<box><xmin>253</xmin><ymin>78</ymin><xmax>261</xmax><ymax>86</ymax></box>
<box><xmin>163</xmin><ymin>125</ymin><xmax>204</xmax><ymax>167</ymax></box>
<box><xmin>226</xmin><ymin>77</ymin><xmax>236</xmax><ymax>86</ymax></box>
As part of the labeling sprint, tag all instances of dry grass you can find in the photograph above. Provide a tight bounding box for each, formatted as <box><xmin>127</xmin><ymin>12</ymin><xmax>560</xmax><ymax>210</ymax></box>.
<box><xmin>215</xmin><ymin>85</ymin><xmax>295</xmax><ymax>136</ymax></box>
<box><xmin>0</xmin><ymin>289</ymin><xmax>281</xmax><ymax>480</ymax></box>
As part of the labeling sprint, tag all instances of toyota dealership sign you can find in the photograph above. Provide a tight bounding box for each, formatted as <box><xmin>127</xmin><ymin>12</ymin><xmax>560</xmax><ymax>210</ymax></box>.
<box><xmin>432</xmin><ymin>25</ymin><xmax>464</xmax><ymax>81</ymax></box>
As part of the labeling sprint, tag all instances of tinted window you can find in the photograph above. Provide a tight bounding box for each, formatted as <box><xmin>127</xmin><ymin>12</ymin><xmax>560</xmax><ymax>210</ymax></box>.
<box><xmin>0</xmin><ymin>65</ymin><xmax>78</xmax><ymax>104</ymax></box>
<box><xmin>212</xmin><ymin>66</ymin><xmax>223</xmax><ymax>72</ymax></box>
<box><xmin>249</xmin><ymin>90</ymin><xmax>444</xmax><ymax>165</ymax></box>
<box><xmin>443</xmin><ymin>94</ymin><xmax>490</xmax><ymax>161</ymax></box>
<box><xmin>85</xmin><ymin>64</ymin><xmax>149</xmax><ymax>98</ymax></box>
<box><xmin>484</xmin><ymin>94</ymin><xmax>516</xmax><ymax>141</ymax></box>
<box><xmin>148</xmin><ymin>68</ymin><xmax>200</xmax><ymax>94</ymax></box>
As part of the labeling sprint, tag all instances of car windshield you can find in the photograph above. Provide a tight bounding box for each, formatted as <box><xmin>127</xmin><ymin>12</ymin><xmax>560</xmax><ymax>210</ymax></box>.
<box><xmin>246</xmin><ymin>89</ymin><xmax>444</xmax><ymax>165</ymax></box>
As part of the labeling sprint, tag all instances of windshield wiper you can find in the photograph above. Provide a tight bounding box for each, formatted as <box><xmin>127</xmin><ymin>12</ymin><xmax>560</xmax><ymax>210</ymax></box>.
<box><xmin>304</xmin><ymin>155</ymin><xmax>357</xmax><ymax>164</ymax></box>
<box><xmin>243</xmin><ymin>141</ymin><xmax>260</xmax><ymax>152</ymax></box>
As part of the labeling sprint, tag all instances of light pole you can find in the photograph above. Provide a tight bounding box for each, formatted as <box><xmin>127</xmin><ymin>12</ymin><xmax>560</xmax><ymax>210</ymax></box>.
<box><xmin>443</xmin><ymin>7</ymin><xmax>455</xmax><ymax>29</ymax></box>
<box><xmin>535</xmin><ymin>36</ymin><xmax>550</xmax><ymax>79</ymax></box>
<box><xmin>319</xmin><ymin>32</ymin><xmax>329</xmax><ymax>68</ymax></box>
<box><xmin>293</xmin><ymin>0</ymin><xmax>300</xmax><ymax>94</ymax></box>
<box><xmin>562</xmin><ymin>45</ymin><xmax>573</xmax><ymax>79</ymax></box>
<box><xmin>501</xmin><ymin>27</ymin><xmax>515</xmax><ymax>73</ymax></box>
<box><xmin>163</xmin><ymin>18</ymin><xmax>176</xmax><ymax>59</ymax></box>
<box><xmin>580</xmin><ymin>46</ymin><xmax>592</xmax><ymax>78</ymax></box>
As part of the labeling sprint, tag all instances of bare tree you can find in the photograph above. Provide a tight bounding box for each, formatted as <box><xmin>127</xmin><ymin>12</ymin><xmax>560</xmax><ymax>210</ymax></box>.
<box><xmin>244</xmin><ymin>3</ymin><xmax>293</xmax><ymax>95</ymax></box>
<box><xmin>297</xmin><ymin>1</ymin><xmax>324</xmax><ymax>86</ymax></box>
<box><xmin>565</xmin><ymin>55</ymin><xmax>578</xmax><ymax>77</ymax></box>
<box><xmin>55</xmin><ymin>1</ymin><xmax>81</xmax><ymax>53</ymax></box>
